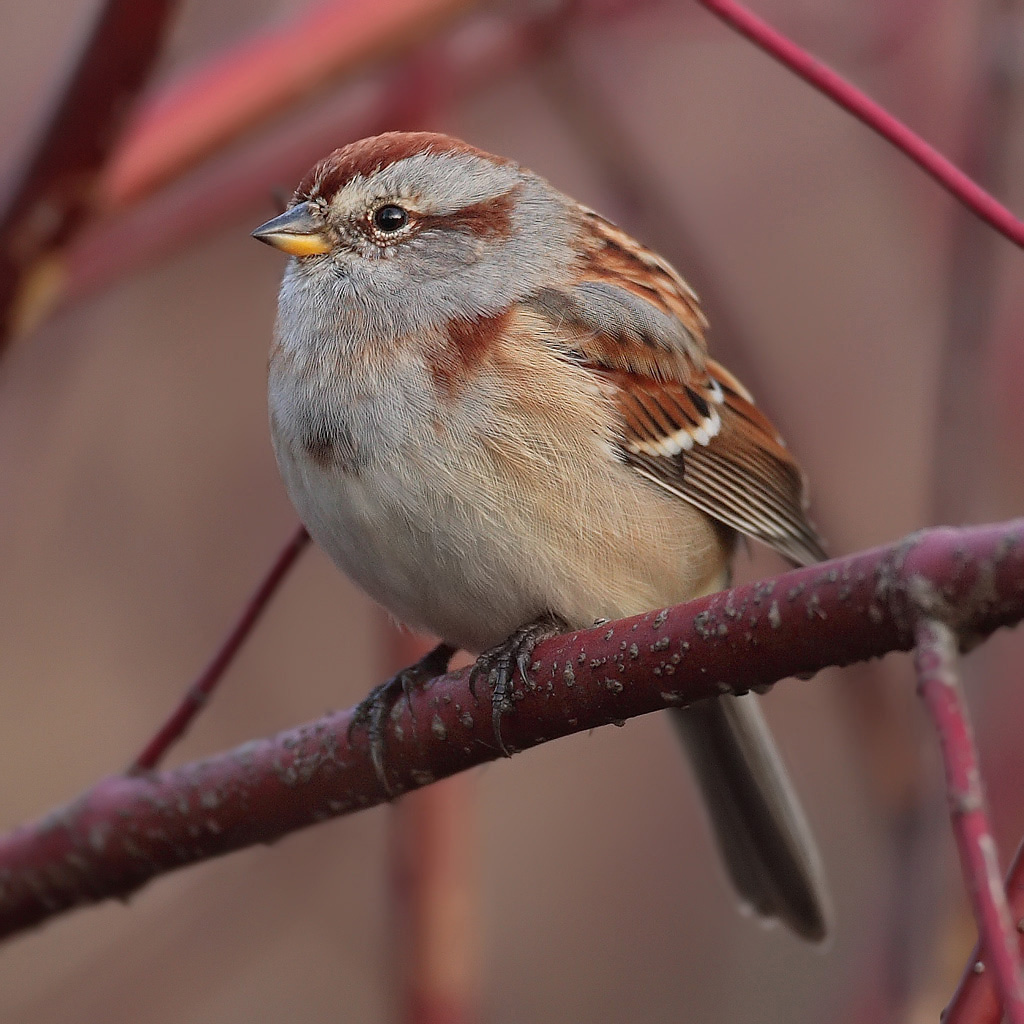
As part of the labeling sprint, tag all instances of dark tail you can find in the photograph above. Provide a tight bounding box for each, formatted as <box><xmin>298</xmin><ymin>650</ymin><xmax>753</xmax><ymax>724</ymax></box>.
<box><xmin>669</xmin><ymin>694</ymin><xmax>831</xmax><ymax>943</ymax></box>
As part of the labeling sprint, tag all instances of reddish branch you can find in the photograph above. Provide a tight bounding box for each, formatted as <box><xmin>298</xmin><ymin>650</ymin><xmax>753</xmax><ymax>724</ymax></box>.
<box><xmin>0</xmin><ymin>0</ymin><xmax>178</xmax><ymax>345</ymax></box>
<box><xmin>128</xmin><ymin>526</ymin><xmax>310</xmax><ymax>773</ymax></box>
<box><xmin>931</xmin><ymin>10</ymin><xmax>1024</xmax><ymax>1021</ymax></box>
<box><xmin>947</xmin><ymin>838</ymin><xmax>1024</xmax><ymax>1023</ymax></box>
<box><xmin>0</xmin><ymin>520</ymin><xmax>1023</xmax><ymax>946</ymax></box>
<box><xmin>4</xmin><ymin>4</ymin><xmax>1024</xmax><ymax>1008</ymax></box>
<box><xmin>63</xmin><ymin>1</ymin><xmax>654</xmax><ymax>304</ymax></box>
<box><xmin>59</xmin><ymin>0</ymin><xmax>1024</xmax><ymax>310</ymax></box>
<box><xmin>101</xmin><ymin>0</ymin><xmax>471</xmax><ymax>207</ymax></box>
<box><xmin>914</xmin><ymin>620</ymin><xmax>1024</xmax><ymax>1024</ymax></box>
<box><xmin>385</xmin><ymin>630</ymin><xmax>479</xmax><ymax>1024</ymax></box>
<box><xmin>697</xmin><ymin>0</ymin><xmax>1024</xmax><ymax>246</ymax></box>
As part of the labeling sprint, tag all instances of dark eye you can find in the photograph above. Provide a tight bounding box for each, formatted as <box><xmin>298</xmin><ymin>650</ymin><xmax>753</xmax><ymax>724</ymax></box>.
<box><xmin>373</xmin><ymin>205</ymin><xmax>408</xmax><ymax>232</ymax></box>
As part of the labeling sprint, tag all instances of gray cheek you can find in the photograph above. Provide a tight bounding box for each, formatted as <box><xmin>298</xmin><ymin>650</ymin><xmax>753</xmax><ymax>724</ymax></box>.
<box><xmin>283</xmin><ymin>178</ymin><xmax>580</xmax><ymax>343</ymax></box>
<box><xmin>278</xmin><ymin>183</ymin><xmax>579</xmax><ymax>352</ymax></box>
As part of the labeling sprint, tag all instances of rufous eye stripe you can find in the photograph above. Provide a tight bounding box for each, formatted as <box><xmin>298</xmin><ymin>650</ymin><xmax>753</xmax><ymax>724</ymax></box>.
<box><xmin>417</xmin><ymin>186</ymin><xmax>521</xmax><ymax>240</ymax></box>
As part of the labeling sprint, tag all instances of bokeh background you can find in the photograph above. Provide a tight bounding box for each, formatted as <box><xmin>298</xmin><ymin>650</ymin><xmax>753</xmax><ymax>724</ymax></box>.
<box><xmin>0</xmin><ymin>0</ymin><xmax>1022</xmax><ymax>1021</ymax></box>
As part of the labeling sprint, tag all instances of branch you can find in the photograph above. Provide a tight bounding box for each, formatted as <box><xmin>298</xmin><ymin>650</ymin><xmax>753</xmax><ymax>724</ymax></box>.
<box><xmin>62</xmin><ymin>1</ymin><xmax>653</xmax><ymax>305</ymax></box>
<box><xmin>932</xmin><ymin>0</ymin><xmax>1022</xmax><ymax>521</ymax></box>
<box><xmin>384</xmin><ymin>630</ymin><xmax>479</xmax><ymax>1024</ymax></box>
<box><xmin>697</xmin><ymin>0</ymin><xmax>1024</xmax><ymax>247</ymax></box>
<box><xmin>1</xmin><ymin>520</ymin><xmax>1022</xmax><ymax>944</ymax></box>
<box><xmin>127</xmin><ymin>525</ymin><xmax>310</xmax><ymax>773</ymax></box>
<box><xmin>929</xmin><ymin>6</ymin><xmax>1024</xmax><ymax>1018</ymax></box>
<box><xmin>914</xmin><ymin>620</ymin><xmax>1024</xmax><ymax>1024</ymax></box>
<box><xmin>100</xmin><ymin>0</ymin><xmax>472</xmax><ymax>208</ymax></box>
<box><xmin>946</xmin><ymin>837</ymin><xmax>1024</xmax><ymax>1023</ymax></box>
<box><xmin>0</xmin><ymin>0</ymin><xmax>178</xmax><ymax>346</ymax></box>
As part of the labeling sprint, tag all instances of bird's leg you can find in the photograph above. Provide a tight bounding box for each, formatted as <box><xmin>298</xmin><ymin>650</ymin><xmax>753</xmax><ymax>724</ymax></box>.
<box><xmin>468</xmin><ymin>614</ymin><xmax>567</xmax><ymax>757</ymax></box>
<box><xmin>349</xmin><ymin>641</ymin><xmax>457</xmax><ymax>796</ymax></box>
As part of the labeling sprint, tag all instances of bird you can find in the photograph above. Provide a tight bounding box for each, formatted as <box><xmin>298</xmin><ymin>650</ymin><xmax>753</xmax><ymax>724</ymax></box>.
<box><xmin>253</xmin><ymin>131</ymin><xmax>830</xmax><ymax>942</ymax></box>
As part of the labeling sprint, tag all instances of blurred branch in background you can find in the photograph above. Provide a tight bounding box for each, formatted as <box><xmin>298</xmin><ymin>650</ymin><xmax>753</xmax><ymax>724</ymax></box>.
<box><xmin>934</xmin><ymin>1</ymin><xmax>1024</xmax><ymax>1019</ymax></box>
<box><xmin>0</xmin><ymin>0</ymin><xmax>178</xmax><ymax>348</ymax></box>
<box><xmin>100</xmin><ymin>0</ymin><xmax>474</xmax><ymax>208</ymax></box>
<box><xmin>696</xmin><ymin>0</ymin><xmax>1024</xmax><ymax>246</ymax></box>
<box><xmin>127</xmin><ymin>526</ymin><xmax>310</xmax><ymax>774</ymax></box>
<box><xmin>385</xmin><ymin>629</ymin><xmax>478</xmax><ymax>1024</ymax></box>
<box><xmin>61</xmin><ymin>1</ymin><xmax>654</xmax><ymax>304</ymax></box>
<box><xmin>935</xmin><ymin>0</ymin><xmax>1022</xmax><ymax>524</ymax></box>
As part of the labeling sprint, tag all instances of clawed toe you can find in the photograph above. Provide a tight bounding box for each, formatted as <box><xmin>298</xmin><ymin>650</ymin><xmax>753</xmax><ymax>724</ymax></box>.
<box><xmin>348</xmin><ymin>682</ymin><xmax>395</xmax><ymax>794</ymax></box>
<box><xmin>348</xmin><ymin>642</ymin><xmax>455</xmax><ymax>796</ymax></box>
<box><xmin>469</xmin><ymin>614</ymin><xmax>566</xmax><ymax>757</ymax></box>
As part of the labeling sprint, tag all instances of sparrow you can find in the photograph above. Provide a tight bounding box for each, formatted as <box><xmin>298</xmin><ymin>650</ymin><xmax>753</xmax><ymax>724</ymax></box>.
<box><xmin>253</xmin><ymin>131</ymin><xmax>830</xmax><ymax>942</ymax></box>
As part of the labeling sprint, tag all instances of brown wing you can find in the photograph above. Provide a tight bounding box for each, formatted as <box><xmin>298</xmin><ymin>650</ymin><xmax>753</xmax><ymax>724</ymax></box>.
<box><xmin>533</xmin><ymin>210</ymin><xmax>826</xmax><ymax>567</ymax></box>
<box><xmin>613</xmin><ymin>360</ymin><xmax>827</xmax><ymax>566</ymax></box>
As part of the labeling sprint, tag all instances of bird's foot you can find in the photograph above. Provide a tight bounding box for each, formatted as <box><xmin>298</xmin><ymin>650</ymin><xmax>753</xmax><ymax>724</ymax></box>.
<box><xmin>349</xmin><ymin>641</ymin><xmax>456</xmax><ymax>797</ymax></box>
<box><xmin>468</xmin><ymin>614</ymin><xmax>567</xmax><ymax>757</ymax></box>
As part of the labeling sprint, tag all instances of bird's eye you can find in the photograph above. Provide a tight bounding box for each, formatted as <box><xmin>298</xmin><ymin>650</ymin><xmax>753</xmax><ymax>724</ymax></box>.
<box><xmin>372</xmin><ymin>205</ymin><xmax>408</xmax><ymax>232</ymax></box>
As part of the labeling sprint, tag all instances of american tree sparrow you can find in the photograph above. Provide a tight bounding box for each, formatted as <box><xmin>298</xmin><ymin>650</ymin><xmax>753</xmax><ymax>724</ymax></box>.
<box><xmin>253</xmin><ymin>132</ymin><xmax>830</xmax><ymax>941</ymax></box>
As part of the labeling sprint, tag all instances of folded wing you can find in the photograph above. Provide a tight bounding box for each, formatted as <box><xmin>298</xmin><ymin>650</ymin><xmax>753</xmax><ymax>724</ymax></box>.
<box><xmin>528</xmin><ymin>208</ymin><xmax>826</xmax><ymax>567</ymax></box>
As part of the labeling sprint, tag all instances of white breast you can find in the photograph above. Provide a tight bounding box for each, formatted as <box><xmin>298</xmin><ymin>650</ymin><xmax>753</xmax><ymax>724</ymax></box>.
<box><xmin>269</xmin><ymin>335</ymin><xmax>729</xmax><ymax>654</ymax></box>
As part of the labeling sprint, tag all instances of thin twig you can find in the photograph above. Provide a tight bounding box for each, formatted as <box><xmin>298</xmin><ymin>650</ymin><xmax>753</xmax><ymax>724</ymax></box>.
<box><xmin>127</xmin><ymin>525</ymin><xmax>310</xmax><ymax>773</ymax></box>
<box><xmin>946</xmin><ymin>837</ymin><xmax>1024</xmax><ymax>1023</ymax></box>
<box><xmin>929</xmin><ymin>4</ymin><xmax>1024</xmax><ymax>1018</ymax></box>
<box><xmin>1</xmin><ymin>519</ymin><xmax>1023</xmax><ymax>943</ymax></box>
<box><xmin>913</xmin><ymin>618</ymin><xmax>1024</xmax><ymax>1024</ymax></box>
<box><xmin>696</xmin><ymin>0</ymin><xmax>1024</xmax><ymax>247</ymax></box>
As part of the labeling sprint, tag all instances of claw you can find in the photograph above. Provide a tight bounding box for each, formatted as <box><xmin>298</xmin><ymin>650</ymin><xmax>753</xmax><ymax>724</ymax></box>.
<box><xmin>516</xmin><ymin>649</ymin><xmax>533</xmax><ymax>684</ymax></box>
<box><xmin>348</xmin><ymin>642</ymin><xmax>455</xmax><ymax>797</ymax></box>
<box><xmin>470</xmin><ymin>614</ymin><xmax>566</xmax><ymax>757</ymax></box>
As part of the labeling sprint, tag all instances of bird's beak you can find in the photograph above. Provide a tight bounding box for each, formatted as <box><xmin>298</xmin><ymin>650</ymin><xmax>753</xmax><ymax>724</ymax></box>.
<box><xmin>251</xmin><ymin>202</ymin><xmax>332</xmax><ymax>256</ymax></box>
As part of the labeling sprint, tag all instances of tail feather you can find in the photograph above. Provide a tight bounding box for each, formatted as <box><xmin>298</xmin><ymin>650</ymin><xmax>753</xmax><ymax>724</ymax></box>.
<box><xmin>669</xmin><ymin>694</ymin><xmax>830</xmax><ymax>943</ymax></box>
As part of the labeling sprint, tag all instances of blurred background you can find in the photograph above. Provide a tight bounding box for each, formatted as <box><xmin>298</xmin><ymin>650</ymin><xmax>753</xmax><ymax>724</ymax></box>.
<box><xmin>0</xmin><ymin>0</ymin><xmax>1022</xmax><ymax>1021</ymax></box>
